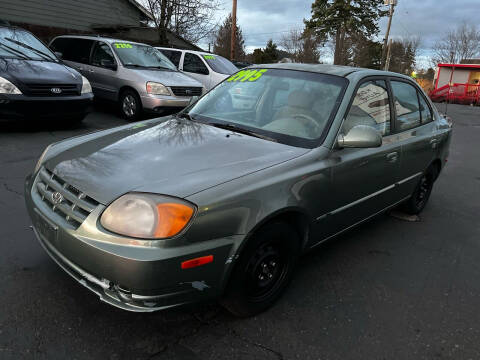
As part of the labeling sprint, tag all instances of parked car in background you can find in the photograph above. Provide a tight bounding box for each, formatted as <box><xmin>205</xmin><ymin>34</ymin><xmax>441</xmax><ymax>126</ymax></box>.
<box><xmin>157</xmin><ymin>48</ymin><xmax>237</xmax><ymax>90</ymax></box>
<box><xmin>0</xmin><ymin>23</ymin><xmax>93</xmax><ymax>122</ymax></box>
<box><xmin>50</xmin><ymin>36</ymin><xmax>204</xmax><ymax>121</ymax></box>
<box><xmin>26</xmin><ymin>64</ymin><xmax>451</xmax><ymax>317</ymax></box>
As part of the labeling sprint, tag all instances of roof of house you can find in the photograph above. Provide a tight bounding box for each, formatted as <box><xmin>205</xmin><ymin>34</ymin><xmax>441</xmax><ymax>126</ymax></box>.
<box><xmin>128</xmin><ymin>0</ymin><xmax>154</xmax><ymax>21</ymax></box>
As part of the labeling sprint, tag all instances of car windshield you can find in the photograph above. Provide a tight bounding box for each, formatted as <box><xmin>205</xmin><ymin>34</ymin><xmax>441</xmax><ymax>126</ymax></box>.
<box><xmin>112</xmin><ymin>42</ymin><xmax>177</xmax><ymax>70</ymax></box>
<box><xmin>202</xmin><ymin>54</ymin><xmax>238</xmax><ymax>74</ymax></box>
<box><xmin>187</xmin><ymin>68</ymin><xmax>347</xmax><ymax>148</ymax></box>
<box><xmin>0</xmin><ymin>27</ymin><xmax>57</xmax><ymax>61</ymax></box>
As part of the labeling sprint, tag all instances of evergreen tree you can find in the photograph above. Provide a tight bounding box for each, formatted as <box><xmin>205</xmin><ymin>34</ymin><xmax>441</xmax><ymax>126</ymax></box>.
<box><xmin>262</xmin><ymin>39</ymin><xmax>278</xmax><ymax>63</ymax></box>
<box><xmin>305</xmin><ymin>0</ymin><xmax>387</xmax><ymax>65</ymax></box>
<box><xmin>213</xmin><ymin>14</ymin><xmax>245</xmax><ymax>60</ymax></box>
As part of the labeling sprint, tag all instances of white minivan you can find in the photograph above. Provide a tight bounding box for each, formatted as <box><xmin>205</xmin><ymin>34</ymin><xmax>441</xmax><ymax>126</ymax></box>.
<box><xmin>156</xmin><ymin>48</ymin><xmax>238</xmax><ymax>90</ymax></box>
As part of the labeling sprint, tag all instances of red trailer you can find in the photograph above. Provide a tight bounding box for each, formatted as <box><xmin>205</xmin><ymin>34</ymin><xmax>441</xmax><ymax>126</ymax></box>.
<box><xmin>430</xmin><ymin>63</ymin><xmax>480</xmax><ymax>105</ymax></box>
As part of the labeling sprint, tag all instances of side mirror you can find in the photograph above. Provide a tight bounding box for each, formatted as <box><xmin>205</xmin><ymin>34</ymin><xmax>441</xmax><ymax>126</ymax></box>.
<box><xmin>100</xmin><ymin>59</ymin><xmax>117</xmax><ymax>71</ymax></box>
<box><xmin>337</xmin><ymin>125</ymin><xmax>382</xmax><ymax>148</ymax></box>
<box><xmin>54</xmin><ymin>51</ymin><xmax>63</xmax><ymax>59</ymax></box>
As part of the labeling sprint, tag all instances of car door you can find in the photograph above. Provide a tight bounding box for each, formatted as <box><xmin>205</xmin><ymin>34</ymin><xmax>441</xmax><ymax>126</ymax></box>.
<box><xmin>389</xmin><ymin>78</ymin><xmax>439</xmax><ymax>197</ymax></box>
<box><xmin>88</xmin><ymin>41</ymin><xmax>118</xmax><ymax>101</ymax></box>
<box><xmin>312</xmin><ymin>78</ymin><xmax>403</xmax><ymax>241</ymax></box>
<box><xmin>181</xmin><ymin>52</ymin><xmax>210</xmax><ymax>88</ymax></box>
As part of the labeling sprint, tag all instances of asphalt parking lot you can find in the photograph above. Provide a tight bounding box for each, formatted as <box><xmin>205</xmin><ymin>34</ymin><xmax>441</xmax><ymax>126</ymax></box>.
<box><xmin>1</xmin><ymin>103</ymin><xmax>479</xmax><ymax>360</ymax></box>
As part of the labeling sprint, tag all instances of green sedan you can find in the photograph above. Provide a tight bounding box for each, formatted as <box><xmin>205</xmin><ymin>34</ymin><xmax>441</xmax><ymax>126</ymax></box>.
<box><xmin>25</xmin><ymin>64</ymin><xmax>452</xmax><ymax>317</ymax></box>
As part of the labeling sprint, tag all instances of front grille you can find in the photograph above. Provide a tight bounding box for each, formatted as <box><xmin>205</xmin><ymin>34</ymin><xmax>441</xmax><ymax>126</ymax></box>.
<box><xmin>35</xmin><ymin>168</ymin><xmax>99</xmax><ymax>229</ymax></box>
<box><xmin>170</xmin><ymin>86</ymin><xmax>202</xmax><ymax>97</ymax></box>
<box><xmin>25</xmin><ymin>83</ymin><xmax>80</xmax><ymax>97</ymax></box>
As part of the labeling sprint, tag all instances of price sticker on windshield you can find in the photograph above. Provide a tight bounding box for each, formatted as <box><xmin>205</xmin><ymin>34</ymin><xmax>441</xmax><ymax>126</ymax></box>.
<box><xmin>203</xmin><ymin>55</ymin><xmax>216</xmax><ymax>60</ymax></box>
<box><xmin>114</xmin><ymin>43</ymin><xmax>133</xmax><ymax>49</ymax></box>
<box><xmin>227</xmin><ymin>69</ymin><xmax>268</xmax><ymax>82</ymax></box>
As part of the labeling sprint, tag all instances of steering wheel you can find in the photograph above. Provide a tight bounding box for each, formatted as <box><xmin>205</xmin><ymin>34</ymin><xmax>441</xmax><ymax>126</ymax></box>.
<box><xmin>292</xmin><ymin>114</ymin><xmax>322</xmax><ymax>134</ymax></box>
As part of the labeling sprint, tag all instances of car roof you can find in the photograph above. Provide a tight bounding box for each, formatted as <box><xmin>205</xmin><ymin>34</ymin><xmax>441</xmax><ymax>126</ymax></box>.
<box><xmin>156</xmin><ymin>47</ymin><xmax>218</xmax><ymax>57</ymax></box>
<box><xmin>53</xmin><ymin>35</ymin><xmax>150</xmax><ymax>47</ymax></box>
<box><xmin>248</xmin><ymin>63</ymin><xmax>413</xmax><ymax>80</ymax></box>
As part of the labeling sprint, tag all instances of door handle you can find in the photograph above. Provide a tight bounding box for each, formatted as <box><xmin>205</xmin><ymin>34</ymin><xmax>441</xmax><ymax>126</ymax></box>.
<box><xmin>430</xmin><ymin>138</ymin><xmax>438</xmax><ymax>149</ymax></box>
<box><xmin>86</xmin><ymin>69</ymin><xmax>94</xmax><ymax>73</ymax></box>
<box><xmin>386</xmin><ymin>152</ymin><xmax>398</xmax><ymax>163</ymax></box>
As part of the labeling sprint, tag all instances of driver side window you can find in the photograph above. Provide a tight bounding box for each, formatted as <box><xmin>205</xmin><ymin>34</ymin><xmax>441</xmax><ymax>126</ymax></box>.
<box><xmin>342</xmin><ymin>80</ymin><xmax>391</xmax><ymax>136</ymax></box>
<box><xmin>91</xmin><ymin>42</ymin><xmax>115</xmax><ymax>67</ymax></box>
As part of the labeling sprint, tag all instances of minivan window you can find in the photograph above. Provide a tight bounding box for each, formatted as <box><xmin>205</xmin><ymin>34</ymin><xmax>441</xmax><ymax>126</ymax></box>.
<box><xmin>391</xmin><ymin>81</ymin><xmax>421</xmax><ymax>131</ymax></box>
<box><xmin>112</xmin><ymin>43</ymin><xmax>176</xmax><ymax>70</ymax></box>
<box><xmin>91</xmin><ymin>42</ymin><xmax>115</xmax><ymax>67</ymax></box>
<box><xmin>183</xmin><ymin>53</ymin><xmax>209</xmax><ymax>75</ymax></box>
<box><xmin>202</xmin><ymin>54</ymin><xmax>237</xmax><ymax>75</ymax></box>
<box><xmin>160</xmin><ymin>49</ymin><xmax>181</xmax><ymax>67</ymax></box>
<box><xmin>0</xmin><ymin>27</ymin><xmax>57</xmax><ymax>61</ymax></box>
<box><xmin>51</xmin><ymin>38</ymin><xmax>94</xmax><ymax>64</ymax></box>
<box><xmin>342</xmin><ymin>80</ymin><xmax>391</xmax><ymax>136</ymax></box>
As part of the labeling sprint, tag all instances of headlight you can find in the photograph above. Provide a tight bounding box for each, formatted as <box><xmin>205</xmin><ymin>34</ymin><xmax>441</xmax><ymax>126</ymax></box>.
<box><xmin>81</xmin><ymin>76</ymin><xmax>92</xmax><ymax>94</ymax></box>
<box><xmin>100</xmin><ymin>193</ymin><xmax>195</xmax><ymax>239</ymax></box>
<box><xmin>0</xmin><ymin>76</ymin><xmax>21</xmax><ymax>94</ymax></box>
<box><xmin>146</xmin><ymin>81</ymin><xmax>170</xmax><ymax>95</ymax></box>
<box><xmin>34</xmin><ymin>144</ymin><xmax>52</xmax><ymax>174</ymax></box>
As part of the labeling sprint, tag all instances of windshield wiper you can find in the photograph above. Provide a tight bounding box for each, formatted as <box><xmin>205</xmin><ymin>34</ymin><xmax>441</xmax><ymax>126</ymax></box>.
<box><xmin>176</xmin><ymin>112</ymin><xmax>197</xmax><ymax>121</ymax></box>
<box><xmin>0</xmin><ymin>41</ymin><xmax>30</xmax><ymax>60</ymax></box>
<box><xmin>146</xmin><ymin>65</ymin><xmax>174</xmax><ymax>71</ymax></box>
<box><xmin>5</xmin><ymin>38</ymin><xmax>56</xmax><ymax>61</ymax></box>
<box><xmin>208</xmin><ymin>122</ymin><xmax>277</xmax><ymax>142</ymax></box>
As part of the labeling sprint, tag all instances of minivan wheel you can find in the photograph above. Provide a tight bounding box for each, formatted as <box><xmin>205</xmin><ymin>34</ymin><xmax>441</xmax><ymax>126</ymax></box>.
<box><xmin>403</xmin><ymin>165</ymin><xmax>438</xmax><ymax>215</ymax></box>
<box><xmin>221</xmin><ymin>222</ymin><xmax>300</xmax><ymax>317</ymax></box>
<box><xmin>119</xmin><ymin>90</ymin><xmax>141</xmax><ymax>121</ymax></box>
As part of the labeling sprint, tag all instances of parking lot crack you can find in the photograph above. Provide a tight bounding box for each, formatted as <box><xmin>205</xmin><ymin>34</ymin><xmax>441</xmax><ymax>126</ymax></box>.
<box><xmin>3</xmin><ymin>183</ymin><xmax>23</xmax><ymax>197</ymax></box>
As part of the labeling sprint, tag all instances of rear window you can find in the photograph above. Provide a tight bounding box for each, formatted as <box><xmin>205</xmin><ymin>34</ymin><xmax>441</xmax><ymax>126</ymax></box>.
<box><xmin>50</xmin><ymin>37</ymin><xmax>94</xmax><ymax>64</ymax></box>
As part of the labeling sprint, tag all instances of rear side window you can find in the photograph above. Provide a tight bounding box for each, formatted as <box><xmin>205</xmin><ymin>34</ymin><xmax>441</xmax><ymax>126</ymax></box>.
<box><xmin>183</xmin><ymin>53</ymin><xmax>209</xmax><ymax>75</ymax></box>
<box><xmin>51</xmin><ymin>38</ymin><xmax>94</xmax><ymax>64</ymax></box>
<box><xmin>391</xmin><ymin>81</ymin><xmax>421</xmax><ymax>131</ymax></box>
<box><xmin>160</xmin><ymin>49</ymin><xmax>181</xmax><ymax>67</ymax></box>
<box><xmin>418</xmin><ymin>93</ymin><xmax>433</xmax><ymax>124</ymax></box>
<box><xmin>342</xmin><ymin>80</ymin><xmax>391</xmax><ymax>136</ymax></box>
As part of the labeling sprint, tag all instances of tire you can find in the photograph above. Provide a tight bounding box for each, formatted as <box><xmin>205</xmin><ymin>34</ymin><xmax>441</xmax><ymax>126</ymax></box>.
<box><xmin>119</xmin><ymin>89</ymin><xmax>142</xmax><ymax>121</ymax></box>
<box><xmin>402</xmin><ymin>165</ymin><xmax>438</xmax><ymax>215</ymax></box>
<box><xmin>221</xmin><ymin>222</ymin><xmax>300</xmax><ymax>317</ymax></box>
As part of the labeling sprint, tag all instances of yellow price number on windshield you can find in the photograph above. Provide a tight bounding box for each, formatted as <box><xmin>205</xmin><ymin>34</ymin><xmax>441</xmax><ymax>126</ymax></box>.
<box><xmin>227</xmin><ymin>69</ymin><xmax>268</xmax><ymax>82</ymax></box>
<box><xmin>114</xmin><ymin>43</ymin><xmax>133</xmax><ymax>49</ymax></box>
<box><xmin>203</xmin><ymin>55</ymin><xmax>216</xmax><ymax>60</ymax></box>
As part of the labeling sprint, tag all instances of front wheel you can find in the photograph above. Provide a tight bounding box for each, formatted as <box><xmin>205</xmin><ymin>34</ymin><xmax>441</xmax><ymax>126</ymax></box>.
<box><xmin>221</xmin><ymin>222</ymin><xmax>300</xmax><ymax>317</ymax></box>
<box><xmin>119</xmin><ymin>90</ymin><xmax>142</xmax><ymax>121</ymax></box>
<box><xmin>403</xmin><ymin>165</ymin><xmax>438</xmax><ymax>215</ymax></box>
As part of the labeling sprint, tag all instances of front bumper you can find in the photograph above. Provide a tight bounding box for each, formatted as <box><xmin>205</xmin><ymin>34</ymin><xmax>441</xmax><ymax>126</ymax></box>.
<box><xmin>0</xmin><ymin>93</ymin><xmax>93</xmax><ymax>120</ymax></box>
<box><xmin>25</xmin><ymin>174</ymin><xmax>241</xmax><ymax>312</ymax></box>
<box><xmin>140</xmin><ymin>94</ymin><xmax>191</xmax><ymax>112</ymax></box>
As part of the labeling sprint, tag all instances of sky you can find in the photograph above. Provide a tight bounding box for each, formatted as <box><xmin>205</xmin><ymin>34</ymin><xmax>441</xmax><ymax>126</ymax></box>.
<box><xmin>207</xmin><ymin>0</ymin><xmax>480</xmax><ymax>68</ymax></box>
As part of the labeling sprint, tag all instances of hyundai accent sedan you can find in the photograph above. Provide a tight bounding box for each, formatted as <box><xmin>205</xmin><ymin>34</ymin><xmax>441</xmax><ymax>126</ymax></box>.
<box><xmin>25</xmin><ymin>64</ymin><xmax>452</xmax><ymax>317</ymax></box>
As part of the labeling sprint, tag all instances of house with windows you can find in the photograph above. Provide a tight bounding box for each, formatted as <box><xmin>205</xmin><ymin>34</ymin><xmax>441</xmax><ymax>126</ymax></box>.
<box><xmin>430</xmin><ymin>62</ymin><xmax>480</xmax><ymax>104</ymax></box>
<box><xmin>0</xmin><ymin>0</ymin><xmax>202</xmax><ymax>50</ymax></box>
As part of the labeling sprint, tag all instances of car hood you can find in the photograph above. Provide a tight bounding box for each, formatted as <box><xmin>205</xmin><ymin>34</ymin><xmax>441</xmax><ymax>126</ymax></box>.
<box><xmin>0</xmin><ymin>58</ymin><xmax>81</xmax><ymax>86</ymax></box>
<box><xmin>130</xmin><ymin>68</ymin><xmax>202</xmax><ymax>88</ymax></box>
<box><xmin>44</xmin><ymin>117</ymin><xmax>309</xmax><ymax>205</ymax></box>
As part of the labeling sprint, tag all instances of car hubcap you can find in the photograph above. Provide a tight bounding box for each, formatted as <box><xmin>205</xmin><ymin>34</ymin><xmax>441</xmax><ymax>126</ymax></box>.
<box><xmin>122</xmin><ymin>95</ymin><xmax>136</xmax><ymax>117</ymax></box>
<box><xmin>246</xmin><ymin>242</ymin><xmax>287</xmax><ymax>301</ymax></box>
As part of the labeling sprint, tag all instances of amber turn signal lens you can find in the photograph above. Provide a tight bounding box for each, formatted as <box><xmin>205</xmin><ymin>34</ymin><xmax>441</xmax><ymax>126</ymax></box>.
<box><xmin>181</xmin><ymin>255</ymin><xmax>214</xmax><ymax>269</ymax></box>
<box><xmin>154</xmin><ymin>203</ymin><xmax>194</xmax><ymax>238</ymax></box>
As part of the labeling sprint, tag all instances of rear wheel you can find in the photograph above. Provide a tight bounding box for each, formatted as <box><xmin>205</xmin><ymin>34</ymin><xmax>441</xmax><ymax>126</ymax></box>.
<box><xmin>403</xmin><ymin>165</ymin><xmax>438</xmax><ymax>215</ymax></box>
<box><xmin>119</xmin><ymin>89</ymin><xmax>142</xmax><ymax>121</ymax></box>
<box><xmin>221</xmin><ymin>222</ymin><xmax>300</xmax><ymax>317</ymax></box>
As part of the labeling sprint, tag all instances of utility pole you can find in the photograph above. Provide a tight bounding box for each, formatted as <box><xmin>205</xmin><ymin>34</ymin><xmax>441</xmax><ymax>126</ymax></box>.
<box><xmin>384</xmin><ymin>39</ymin><xmax>393</xmax><ymax>71</ymax></box>
<box><xmin>230</xmin><ymin>0</ymin><xmax>237</xmax><ymax>61</ymax></box>
<box><xmin>382</xmin><ymin>0</ymin><xmax>397</xmax><ymax>68</ymax></box>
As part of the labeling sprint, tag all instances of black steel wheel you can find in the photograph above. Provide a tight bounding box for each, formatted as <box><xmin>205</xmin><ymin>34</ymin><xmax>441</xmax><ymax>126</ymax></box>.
<box><xmin>119</xmin><ymin>89</ymin><xmax>142</xmax><ymax>121</ymax></box>
<box><xmin>403</xmin><ymin>165</ymin><xmax>438</xmax><ymax>215</ymax></box>
<box><xmin>221</xmin><ymin>222</ymin><xmax>300</xmax><ymax>317</ymax></box>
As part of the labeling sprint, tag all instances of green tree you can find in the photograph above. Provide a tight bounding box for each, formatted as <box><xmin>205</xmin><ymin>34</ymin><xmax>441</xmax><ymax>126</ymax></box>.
<box><xmin>213</xmin><ymin>14</ymin><xmax>246</xmax><ymax>60</ymax></box>
<box><xmin>351</xmin><ymin>34</ymin><xmax>382</xmax><ymax>69</ymax></box>
<box><xmin>262</xmin><ymin>39</ymin><xmax>278</xmax><ymax>63</ymax></box>
<box><xmin>305</xmin><ymin>0</ymin><xmax>387</xmax><ymax>65</ymax></box>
